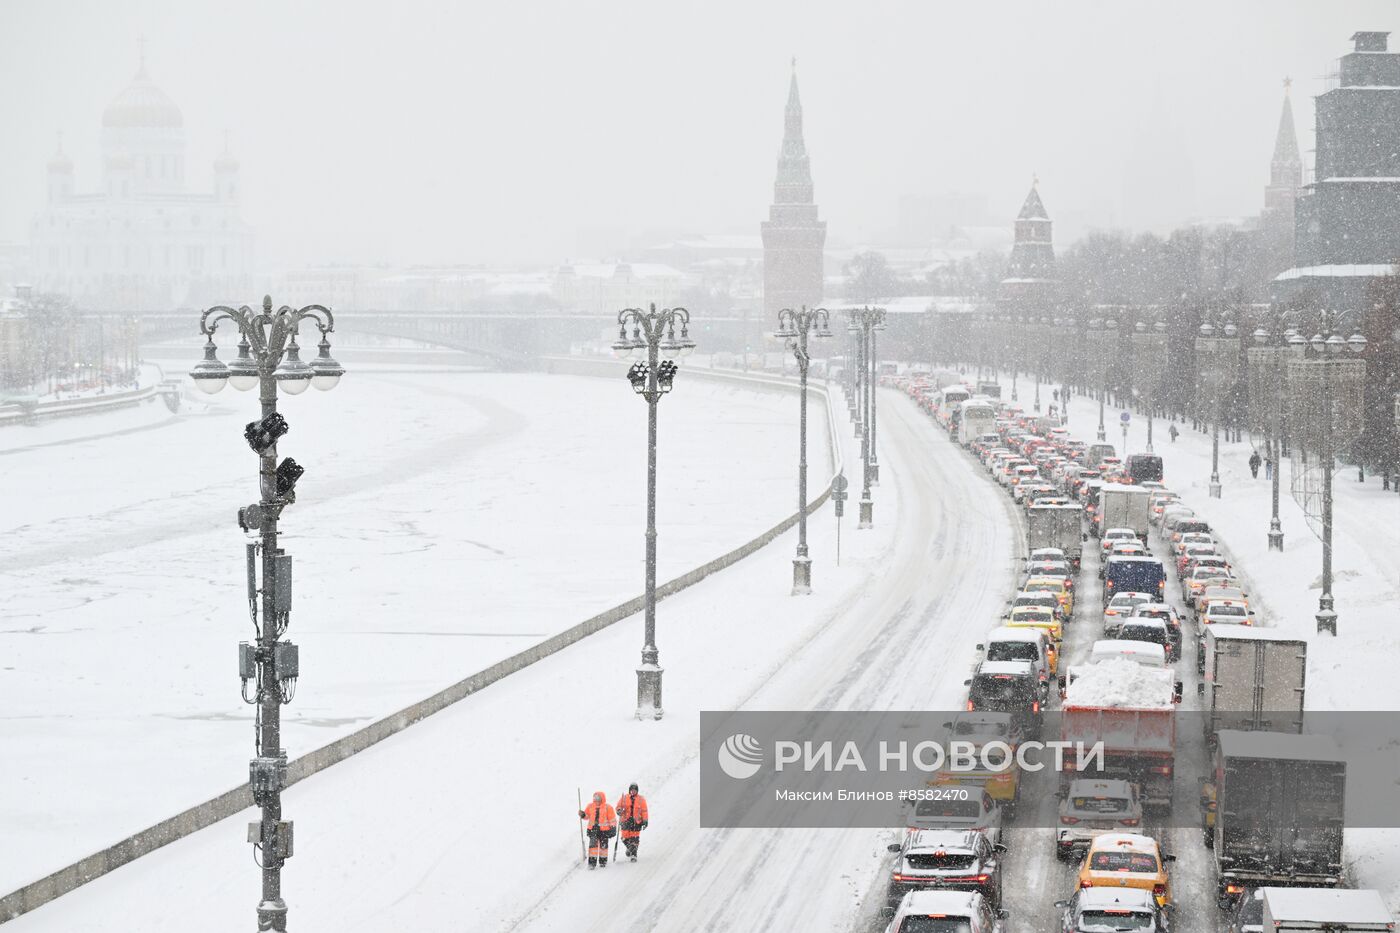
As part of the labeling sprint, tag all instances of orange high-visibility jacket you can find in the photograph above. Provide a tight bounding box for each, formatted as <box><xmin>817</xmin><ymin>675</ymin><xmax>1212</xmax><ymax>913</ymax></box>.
<box><xmin>617</xmin><ymin>793</ymin><xmax>649</xmax><ymax>837</ymax></box>
<box><xmin>582</xmin><ymin>793</ymin><xmax>616</xmax><ymax>833</ymax></box>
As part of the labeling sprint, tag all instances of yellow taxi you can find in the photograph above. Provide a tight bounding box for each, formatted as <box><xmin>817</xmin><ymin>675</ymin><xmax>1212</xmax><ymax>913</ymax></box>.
<box><xmin>934</xmin><ymin>711</ymin><xmax>1023</xmax><ymax>808</ymax></box>
<box><xmin>1005</xmin><ymin>605</ymin><xmax>1063</xmax><ymax>647</ymax></box>
<box><xmin>1023</xmin><ymin>575</ymin><xmax>1074</xmax><ymax>617</ymax></box>
<box><xmin>1076</xmin><ymin>833</ymin><xmax>1174</xmax><ymax>906</ymax></box>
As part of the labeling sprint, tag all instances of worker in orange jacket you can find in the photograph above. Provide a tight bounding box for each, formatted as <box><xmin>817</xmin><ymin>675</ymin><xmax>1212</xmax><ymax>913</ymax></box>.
<box><xmin>616</xmin><ymin>782</ymin><xmax>649</xmax><ymax>862</ymax></box>
<box><xmin>578</xmin><ymin>790</ymin><xmax>616</xmax><ymax>869</ymax></box>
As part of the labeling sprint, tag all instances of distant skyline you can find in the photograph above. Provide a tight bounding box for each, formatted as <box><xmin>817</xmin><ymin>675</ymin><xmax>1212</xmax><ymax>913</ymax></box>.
<box><xmin>0</xmin><ymin>1</ymin><xmax>1395</xmax><ymax>270</ymax></box>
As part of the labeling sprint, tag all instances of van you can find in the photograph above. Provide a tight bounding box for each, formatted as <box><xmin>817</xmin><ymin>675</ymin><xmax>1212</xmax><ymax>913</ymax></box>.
<box><xmin>979</xmin><ymin>626</ymin><xmax>1056</xmax><ymax>685</ymax></box>
<box><xmin>1085</xmin><ymin>443</ymin><xmax>1117</xmax><ymax>468</ymax></box>
<box><xmin>1126</xmin><ymin>454</ymin><xmax>1164</xmax><ymax>484</ymax></box>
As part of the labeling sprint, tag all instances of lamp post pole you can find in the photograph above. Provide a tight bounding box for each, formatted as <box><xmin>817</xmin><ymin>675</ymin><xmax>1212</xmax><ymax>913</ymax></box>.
<box><xmin>612</xmin><ymin>305</ymin><xmax>695</xmax><ymax>719</ymax></box>
<box><xmin>776</xmin><ymin>307</ymin><xmax>832</xmax><ymax>594</ymax></box>
<box><xmin>1197</xmin><ymin>310</ymin><xmax>1238</xmax><ymax>500</ymax></box>
<box><xmin>869</xmin><ymin>311</ymin><xmax>882</xmax><ymax>485</ymax></box>
<box><xmin>848</xmin><ymin>307</ymin><xmax>885</xmax><ymax>528</ymax></box>
<box><xmin>1010</xmin><ymin>311</ymin><xmax>1020</xmax><ymax>402</ymax></box>
<box><xmin>189</xmin><ymin>295</ymin><xmax>344</xmax><ymax>933</ymax></box>
<box><xmin>852</xmin><ymin>321</ymin><xmax>865</xmax><ymax>438</ymax></box>
<box><xmin>1252</xmin><ymin>314</ymin><xmax>1303</xmax><ymax>551</ymax></box>
<box><xmin>1306</xmin><ymin>312</ymin><xmax>1367</xmax><ymax>635</ymax></box>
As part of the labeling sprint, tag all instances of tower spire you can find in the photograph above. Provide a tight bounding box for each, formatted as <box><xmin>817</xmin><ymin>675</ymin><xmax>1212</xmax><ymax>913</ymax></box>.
<box><xmin>761</xmin><ymin>62</ymin><xmax>826</xmax><ymax>316</ymax></box>
<box><xmin>1272</xmin><ymin>79</ymin><xmax>1301</xmax><ymax>177</ymax></box>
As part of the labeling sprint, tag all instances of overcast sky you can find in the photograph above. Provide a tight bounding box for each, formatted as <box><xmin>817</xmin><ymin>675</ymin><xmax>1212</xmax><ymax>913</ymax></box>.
<box><xmin>0</xmin><ymin>0</ymin><xmax>1394</xmax><ymax>269</ymax></box>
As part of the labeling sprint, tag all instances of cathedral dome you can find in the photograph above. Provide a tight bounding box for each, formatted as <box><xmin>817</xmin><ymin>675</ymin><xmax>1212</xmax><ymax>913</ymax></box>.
<box><xmin>102</xmin><ymin>66</ymin><xmax>184</xmax><ymax>129</ymax></box>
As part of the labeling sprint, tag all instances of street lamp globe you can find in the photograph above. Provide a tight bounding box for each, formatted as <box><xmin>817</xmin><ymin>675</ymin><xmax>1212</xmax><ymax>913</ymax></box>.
<box><xmin>1310</xmin><ymin>332</ymin><xmax>1326</xmax><ymax>353</ymax></box>
<box><xmin>309</xmin><ymin>336</ymin><xmax>345</xmax><ymax>391</ymax></box>
<box><xmin>1346</xmin><ymin>332</ymin><xmax>1368</xmax><ymax>354</ymax></box>
<box><xmin>227</xmin><ymin>338</ymin><xmax>260</xmax><ymax>392</ymax></box>
<box><xmin>1199</xmin><ymin>322</ymin><xmax>1215</xmax><ymax>338</ymax></box>
<box><xmin>274</xmin><ymin>336</ymin><xmax>314</xmax><ymax>395</ymax></box>
<box><xmin>1252</xmin><ymin>327</ymin><xmax>1269</xmax><ymax>345</ymax></box>
<box><xmin>190</xmin><ymin>337</ymin><xmax>230</xmax><ymax>394</ymax></box>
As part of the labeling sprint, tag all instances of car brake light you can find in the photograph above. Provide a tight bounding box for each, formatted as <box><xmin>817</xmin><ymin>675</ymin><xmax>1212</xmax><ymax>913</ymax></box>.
<box><xmin>1080</xmin><ymin>879</ymin><xmax>1092</xmax><ymax>888</ymax></box>
<box><xmin>1032</xmin><ymin>701</ymin><xmax>1041</xmax><ymax>712</ymax></box>
<box><xmin>967</xmin><ymin>699</ymin><xmax>975</xmax><ymax>711</ymax></box>
<box><xmin>1060</xmin><ymin>816</ymin><xmax>1080</xmax><ymax>824</ymax></box>
<box><xmin>1119</xmin><ymin>818</ymin><xmax>1139</xmax><ymax>826</ymax></box>
<box><xmin>1153</xmin><ymin>884</ymin><xmax>1166</xmax><ymax>896</ymax></box>
<box><xmin>1225</xmin><ymin>884</ymin><xmax>1244</xmax><ymax>895</ymax></box>
<box><xmin>1150</xmin><ymin>765</ymin><xmax>1172</xmax><ymax>775</ymax></box>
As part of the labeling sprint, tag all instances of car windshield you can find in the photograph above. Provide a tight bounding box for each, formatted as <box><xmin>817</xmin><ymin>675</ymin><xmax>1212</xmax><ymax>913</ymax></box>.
<box><xmin>914</xmin><ymin>797</ymin><xmax>982</xmax><ymax>820</ymax></box>
<box><xmin>970</xmin><ymin>675</ymin><xmax>1035</xmax><ymax>705</ymax></box>
<box><xmin>1089</xmin><ymin>851</ymin><xmax>1158</xmax><ymax>873</ymax></box>
<box><xmin>1110</xmin><ymin>596</ymin><xmax>1148</xmax><ymax>610</ymax></box>
<box><xmin>1072</xmin><ymin>795</ymin><xmax>1130</xmax><ymax>813</ymax></box>
<box><xmin>987</xmin><ymin>642</ymin><xmax>1038</xmax><ymax>663</ymax></box>
<box><xmin>1025</xmin><ymin>582</ymin><xmax>1060</xmax><ymax>593</ymax></box>
<box><xmin>1119</xmin><ymin>625</ymin><xmax>1165</xmax><ymax>643</ymax></box>
<box><xmin>1210</xmin><ymin>605</ymin><xmax>1247</xmax><ymax>617</ymax></box>
<box><xmin>899</xmin><ymin>918</ymin><xmax>974</xmax><ymax>933</ymax></box>
<box><xmin>906</xmin><ymin>851</ymin><xmax>976</xmax><ymax>871</ymax></box>
<box><xmin>1078</xmin><ymin>909</ymin><xmax>1155</xmax><ymax>932</ymax></box>
<box><xmin>952</xmin><ymin>720</ymin><xmax>1008</xmax><ymax>739</ymax></box>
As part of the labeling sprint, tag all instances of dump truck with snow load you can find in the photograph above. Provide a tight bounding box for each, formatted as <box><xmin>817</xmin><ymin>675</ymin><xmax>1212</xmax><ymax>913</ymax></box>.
<box><xmin>1096</xmin><ymin>484</ymin><xmax>1152</xmax><ymax>539</ymax></box>
<box><xmin>1058</xmin><ymin>658</ymin><xmax>1180</xmax><ymax>809</ymax></box>
<box><xmin>1204</xmin><ymin>731</ymin><xmax>1346</xmax><ymax>907</ymax></box>
<box><xmin>1027</xmin><ymin>503</ymin><xmax>1084</xmax><ymax>569</ymax></box>
<box><xmin>1260</xmin><ymin>888</ymin><xmax>1394</xmax><ymax>932</ymax></box>
<box><xmin>1199</xmin><ymin>626</ymin><xmax>1306</xmax><ymax>741</ymax></box>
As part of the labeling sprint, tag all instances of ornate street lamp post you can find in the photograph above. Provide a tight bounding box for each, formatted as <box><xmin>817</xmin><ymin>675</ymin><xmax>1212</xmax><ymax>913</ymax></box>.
<box><xmin>847</xmin><ymin>307</ymin><xmax>885</xmax><ymax>528</ymax></box>
<box><xmin>1196</xmin><ymin>309</ymin><xmax>1240</xmax><ymax>498</ymax></box>
<box><xmin>1286</xmin><ymin>310</ymin><xmax>1367</xmax><ymax>634</ymax></box>
<box><xmin>1249</xmin><ymin>311</ymin><xmax>1304</xmax><ymax>550</ymax></box>
<box><xmin>1131</xmin><ymin>319</ymin><xmax>1168</xmax><ymax>453</ymax></box>
<box><xmin>189</xmin><ymin>295</ymin><xmax>343</xmax><ymax>933</ymax></box>
<box><xmin>1086</xmin><ymin>316</ymin><xmax>1116</xmax><ymax>442</ymax></box>
<box><xmin>612</xmin><ymin>304</ymin><xmax>695</xmax><ymax>719</ymax></box>
<box><xmin>776</xmin><ymin>307</ymin><xmax>832</xmax><ymax>594</ymax></box>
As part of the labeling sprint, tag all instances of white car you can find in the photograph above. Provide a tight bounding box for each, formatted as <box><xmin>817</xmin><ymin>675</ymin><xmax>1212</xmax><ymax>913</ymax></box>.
<box><xmin>1100</xmin><ymin>527</ymin><xmax>1139</xmax><ymax>555</ymax></box>
<box><xmin>884</xmin><ymin>890</ymin><xmax>1007</xmax><ymax>933</ymax></box>
<box><xmin>1102</xmin><ymin>591</ymin><xmax>1154</xmax><ymax>631</ymax></box>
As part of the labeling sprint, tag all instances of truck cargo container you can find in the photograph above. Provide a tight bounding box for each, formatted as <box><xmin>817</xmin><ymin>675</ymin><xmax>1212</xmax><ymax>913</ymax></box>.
<box><xmin>1097</xmin><ymin>484</ymin><xmax>1152</xmax><ymax>539</ymax></box>
<box><xmin>1199</xmin><ymin>626</ymin><xmax>1306</xmax><ymax>741</ymax></box>
<box><xmin>1205</xmin><ymin>731</ymin><xmax>1345</xmax><ymax>906</ymax></box>
<box><xmin>1260</xmin><ymin>888</ymin><xmax>1393</xmax><ymax>932</ymax></box>
<box><xmin>1026</xmin><ymin>503</ymin><xmax>1084</xmax><ymax>569</ymax></box>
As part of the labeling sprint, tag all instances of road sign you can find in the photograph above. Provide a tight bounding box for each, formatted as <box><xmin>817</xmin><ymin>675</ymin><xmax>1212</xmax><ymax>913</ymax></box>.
<box><xmin>1120</xmin><ymin>411</ymin><xmax>1131</xmax><ymax>424</ymax></box>
<box><xmin>832</xmin><ymin>473</ymin><xmax>849</xmax><ymax>499</ymax></box>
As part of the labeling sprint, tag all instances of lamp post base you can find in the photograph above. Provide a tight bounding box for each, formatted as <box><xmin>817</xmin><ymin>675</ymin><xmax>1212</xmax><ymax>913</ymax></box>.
<box><xmin>858</xmin><ymin>497</ymin><xmax>873</xmax><ymax>529</ymax></box>
<box><xmin>1096</xmin><ymin>428</ymin><xmax>1106</xmax><ymax>442</ymax></box>
<box><xmin>1316</xmin><ymin>608</ymin><xmax>1337</xmax><ymax>636</ymax></box>
<box><xmin>1267</xmin><ymin>525</ymin><xmax>1284</xmax><ymax>552</ymax></box>
<box><xmin>791</xmin><ymin>557</ymin><xmax>812</xmax><ymax>596</ymax></box>
<box><xmin>635</xmin><ymin>663</ymin><xmax>664</xmax><ymax>721</ymax></box>
<box><xmin>1209</xmin><ymin>481</ymin><xmax>1222</xmax><ymax>499</ymax></box>
<box><xmin>257</xmin><ymin>898</ymin><xmax>288</xmax><ymax>932</ymax></box>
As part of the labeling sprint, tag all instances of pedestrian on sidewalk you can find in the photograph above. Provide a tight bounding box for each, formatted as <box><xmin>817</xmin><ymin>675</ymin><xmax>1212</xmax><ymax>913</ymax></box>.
<box><xmin>616</xmin><ymin>782</ymin><xmax>650</xmax><ymax>862</ymax></box>
<box><xmin>1169</xmin><ymin>424</ymin><xmax>1179</xmax><ymax>443</ymax></box>
<box><xmin>1265</xmin><ymin>456</ymin><xmax>1274</xmax><ymax>480</ymax></box>
<box><xmin>579</xmin><ymin>790</ymin><xmax>616</xmax><ymax>869</ymax></box>
<box><xmin>1249</xmin><ymin>449</ymin><xmax>1262</xmax><ymax>478</ymax></box>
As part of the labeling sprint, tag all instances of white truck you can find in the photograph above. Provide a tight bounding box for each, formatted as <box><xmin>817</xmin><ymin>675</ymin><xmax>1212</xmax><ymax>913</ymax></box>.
<box><xmin>1200</xmin><ymin>625</ymin><xmax>1306</xmax><ymax>740</ymax></box>
<box><xmin>958</xmin><ymin>399</ymin><xmax>998</xmax><ymax>447</ymax></box>
<box><xmin>1260</xmin><ymin>888</ymin><xmax>1393</xmax><ymax>932</ymax></box>
<box><xmin>1096</xmin><ymin>484</ymin><xmax>1151</xmax><ymax>539</ymax></box>
<box><xmin>1026</xmin><ymin>503</ymin><xmax>1084</xmax><ymax>569</ymax></box>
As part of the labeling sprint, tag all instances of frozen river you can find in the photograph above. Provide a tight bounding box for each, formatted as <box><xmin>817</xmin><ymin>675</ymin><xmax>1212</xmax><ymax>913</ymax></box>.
<box><xmin>0</xmin><ymin>358</ymin><xmax>830</xmax><ymax>895</ymax></box>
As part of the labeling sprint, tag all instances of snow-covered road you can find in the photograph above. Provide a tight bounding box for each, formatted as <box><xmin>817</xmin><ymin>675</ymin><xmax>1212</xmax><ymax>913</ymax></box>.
<box><xmin>4</xmin><ymin>386</ymin><xmax>1023</xmax><ymax>932</ymax></box>
<box><xmin>0</xmin><ymin>364</ymin><xmax>828</xmax><ymax>897</ymax></box>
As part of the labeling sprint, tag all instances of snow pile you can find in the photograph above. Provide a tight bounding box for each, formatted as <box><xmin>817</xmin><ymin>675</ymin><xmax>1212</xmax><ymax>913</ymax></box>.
<box><xmin>1064</xmin><ymin>657</ymin><xmax>1175</xmax><ymax>708</ymax></box>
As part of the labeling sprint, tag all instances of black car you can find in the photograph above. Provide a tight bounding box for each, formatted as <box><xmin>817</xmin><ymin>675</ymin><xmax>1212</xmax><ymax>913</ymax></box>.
<box><xmin>965</xmin><ymin>661</ymin><xmax>1043</xmax><ymax>740</ymax></box>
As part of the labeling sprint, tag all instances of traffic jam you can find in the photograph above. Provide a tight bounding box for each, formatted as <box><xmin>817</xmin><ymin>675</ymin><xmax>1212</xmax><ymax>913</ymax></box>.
<box><xmin>865</xmin><ymin>372</ymin><xmax>1389</xmax><ymax>933</ymax></box>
